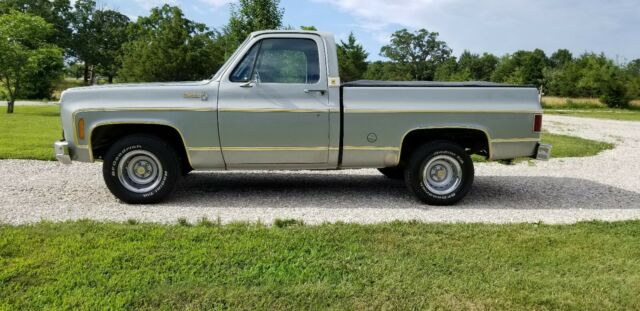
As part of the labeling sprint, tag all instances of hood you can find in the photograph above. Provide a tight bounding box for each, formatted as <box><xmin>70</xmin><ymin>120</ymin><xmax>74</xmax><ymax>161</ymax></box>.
<box><xmin>62</xmin><ymin>80</ymin><xmax>210</xmax><ymax>94</ymax></box>
<box><xmin>59</xmin><ymin>80</ymin><xmax>218</xmax><ymax>108</ymax></box>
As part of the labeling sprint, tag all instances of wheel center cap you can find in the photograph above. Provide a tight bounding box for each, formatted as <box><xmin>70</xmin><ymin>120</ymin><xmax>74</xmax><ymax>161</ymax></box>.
<box><xmin>436</xmin><ymin>168</ymin><xmax>447</xmax><ymax>180</ymax></box>
<box><xmin>136</xmin><ymin>166</ymin><xmax>147</xmax><ymax>176</ymax></box>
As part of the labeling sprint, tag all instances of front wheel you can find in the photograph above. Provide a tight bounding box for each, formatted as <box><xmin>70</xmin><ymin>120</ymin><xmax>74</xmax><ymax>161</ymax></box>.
<box><xmin>102</xmin><ymin>135</ymin><xmax>180</xmax><ymax>204</ymax></box>
<box><xmin>405</xmin><ymin>141</ymin><xmax>474</xmax><ymax>205</ymax></box>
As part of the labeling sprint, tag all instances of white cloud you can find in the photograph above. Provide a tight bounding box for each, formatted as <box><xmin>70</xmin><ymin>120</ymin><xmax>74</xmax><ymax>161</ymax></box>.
<box><xmin>198</xmin><ymin>0</ymin><xmax>233</xmax><ymax>8</ymax></box>
<box><xmin>133</xmin><ymin>0</ymin><xmax>180</xmax><ymax>11</ymax></box>
<box><xmin>316</xmin><ymin>0</ymin><xmax>640</xmax><ymax>59</ymax></box>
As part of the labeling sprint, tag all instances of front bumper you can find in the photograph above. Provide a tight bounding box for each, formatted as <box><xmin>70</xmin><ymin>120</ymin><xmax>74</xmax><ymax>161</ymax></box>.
<box><xmin>535</xmin><ymin>143</ymin><xmax>552</xmax><ymax>161</ymax></box>
<box><xmin>54</xmin><ymin>141</ymin><xmax>72</xmax><ymax>164</ymax></box>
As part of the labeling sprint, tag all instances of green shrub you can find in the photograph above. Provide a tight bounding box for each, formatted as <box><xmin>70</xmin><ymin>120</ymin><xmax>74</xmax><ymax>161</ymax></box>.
<box><xmin>600</xmin><ymin>79</ymin><xmax>630</xmax><ymax>108</ymax></box>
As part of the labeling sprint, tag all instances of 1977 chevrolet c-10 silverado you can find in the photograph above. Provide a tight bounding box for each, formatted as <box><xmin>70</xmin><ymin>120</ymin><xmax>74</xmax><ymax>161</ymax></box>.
<box><xmin>55</xmin><ymin>30</ymin><xmax>551</xmax><ymax>205</ymax></box>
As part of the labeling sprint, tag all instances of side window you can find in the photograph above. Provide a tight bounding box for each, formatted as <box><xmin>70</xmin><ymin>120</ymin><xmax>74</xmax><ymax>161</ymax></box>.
<box><xmin>255</xmin><ymin>38</ymin><xmax>320</xmax><ymax>84</ymax></box>
<box><xmin>229</xmin><ymin>42</ymin><xmax>260</xmax><ymax>82</ymax></box>
<box><xmin>229</xmin><ymin>38</ymin><xmax>320</xmax><ymax>84</ymax></box>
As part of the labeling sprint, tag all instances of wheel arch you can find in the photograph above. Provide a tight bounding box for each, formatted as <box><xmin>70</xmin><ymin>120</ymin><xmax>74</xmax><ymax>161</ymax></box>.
<box><xmin>89</xmin><ymin>121</ymin><xmax>192</xmax><ymax>172</ymax></box>
<box><xmin>399</xmin><ymin>126</ymin><xmax>492</xmax><ymax>164</ymax></box>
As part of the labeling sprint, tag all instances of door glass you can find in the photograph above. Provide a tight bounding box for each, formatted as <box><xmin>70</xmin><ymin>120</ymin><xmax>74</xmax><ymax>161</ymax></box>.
<box><xmin>254</xmin><ymin>38</ymin><xmax>320</xmax><ymax>84</ymax></box>
<box><xmin>230</xmin><ymin>42</ymin><xmax>260</xmax><ymax>82</ymax></box>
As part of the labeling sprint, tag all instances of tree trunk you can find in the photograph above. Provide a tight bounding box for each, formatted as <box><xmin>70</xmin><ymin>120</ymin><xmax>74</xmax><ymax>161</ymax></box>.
<box><xmin>108</xmin><ymin>75</ymin><xmax>113</xmax><ymax>84</ymax></box>
<box><xmin>83</xmin><ymin>63</ymin><xmax>90</xmax><ymax>85</ymax></box>
<box><xmin>89</xmin><ymin>65</ymin><xmax>96</xmax><ymax>85</ymax></box>
<box><xmin>6</xmin><ymin>100</ymin><xmax>14</xmax><ymax>114</ymax></box>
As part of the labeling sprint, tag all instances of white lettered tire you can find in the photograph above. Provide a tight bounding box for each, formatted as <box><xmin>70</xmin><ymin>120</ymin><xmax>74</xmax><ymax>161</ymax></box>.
<box><xmin>405</xmin><ymin>141</ymin><xmax>474</xmax><ymax>205</ymax></box>
<box><xmin>102</xmin><ymin>135</ymin><xmax>180</xmax><ymax>204</ymax></box>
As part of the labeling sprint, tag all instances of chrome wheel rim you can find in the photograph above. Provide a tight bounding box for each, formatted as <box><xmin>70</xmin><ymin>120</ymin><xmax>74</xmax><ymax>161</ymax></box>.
<box><xmin>422</xmin><ymin>155</ymin><xmax>462</xmax><ymax>195</ymax></box>
<box><xmin>117</xmin><ymin>150</ymin><xmax>163</xmax><ymax>193</ymax></box>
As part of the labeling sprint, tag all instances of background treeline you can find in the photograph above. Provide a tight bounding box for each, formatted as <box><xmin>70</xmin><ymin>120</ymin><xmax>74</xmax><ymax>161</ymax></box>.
<box><xmin>1</xmin><ymin>0</ymin><xmax>639</xmax><ymax>112</ymax></box>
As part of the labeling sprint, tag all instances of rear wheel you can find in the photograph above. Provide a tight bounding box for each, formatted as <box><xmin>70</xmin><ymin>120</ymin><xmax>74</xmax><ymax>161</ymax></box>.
<box><xmin>405</xmin><ymin>141</ymin><xmax>474</xmax><ymax>205</ymax></box>
<box><xmin>378</xmin><ymin>167</ymin><xmax>404</xmax><ymax>180</ymax></box>
<box><xmin>102</xmin><ymin>135</ymin><xmax>180</xmax><ymax>204</ymax></box>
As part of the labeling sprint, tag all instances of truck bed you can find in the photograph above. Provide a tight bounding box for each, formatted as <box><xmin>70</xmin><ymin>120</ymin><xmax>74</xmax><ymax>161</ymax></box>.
<box><xmin>339</xmin><ymin>80</ymin><xmax>542</xmax><ymax>168</ymax></box>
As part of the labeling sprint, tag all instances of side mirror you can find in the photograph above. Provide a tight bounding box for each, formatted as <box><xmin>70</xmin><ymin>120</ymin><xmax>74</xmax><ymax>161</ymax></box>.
<box><xmin>240</xmin><ymin>72</ymin><xmax>260</xmax><ymax>88</ymax></box>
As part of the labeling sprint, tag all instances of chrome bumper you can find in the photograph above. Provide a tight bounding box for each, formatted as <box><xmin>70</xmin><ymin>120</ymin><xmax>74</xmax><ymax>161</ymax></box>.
<box><xmin>535</xmin><ymin>143</ymin><xmax>552</xmax><ymax>161</ymax></box>
<box><xmin>54</xmin><ymin>141</ymin><xmax>72</xmax><ymax>164</ymax></box>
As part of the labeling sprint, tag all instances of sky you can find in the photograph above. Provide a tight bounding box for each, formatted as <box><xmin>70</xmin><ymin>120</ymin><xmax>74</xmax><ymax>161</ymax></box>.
<box><xmin>96</xmin><ymin>0</ymin><xmax>640</xmax><ymax>62</ymax></box>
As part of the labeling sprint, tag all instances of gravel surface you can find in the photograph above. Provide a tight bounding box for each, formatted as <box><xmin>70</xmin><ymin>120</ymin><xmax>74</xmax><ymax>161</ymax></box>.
<box><xmin>1</xmin><ymin>115</ymin><xmax>639</xmax><ymax>225</ymax></box>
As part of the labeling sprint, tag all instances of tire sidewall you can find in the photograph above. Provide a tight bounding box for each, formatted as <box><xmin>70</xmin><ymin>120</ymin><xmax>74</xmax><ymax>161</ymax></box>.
<box><xmin>406</xmin><ymin>142</ymin><xmax>474</xmax><ymax>205</ymax></box>
<box><xmin>103</xmin><ymin>136</ymin><xmax>178</xmax><ymax>204</ymax></box>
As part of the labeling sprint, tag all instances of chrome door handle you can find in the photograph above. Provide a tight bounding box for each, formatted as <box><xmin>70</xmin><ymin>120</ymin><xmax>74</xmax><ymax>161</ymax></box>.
<box><xmin>304</xmin><ymin>89</ymin><xmax>326</xmax><ymax>95</ymax></box>
<box><xmin>240</xmin><ymin>81</ymin><xmax>255</xmax><ymax>88</ymax></box>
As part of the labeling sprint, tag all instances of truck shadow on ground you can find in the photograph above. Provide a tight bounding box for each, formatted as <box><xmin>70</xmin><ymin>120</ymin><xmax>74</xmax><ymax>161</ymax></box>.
<box><xmin>171</xmin><ymin>172</ymin><xmax>640</xmax><ymax>209</ymax></box>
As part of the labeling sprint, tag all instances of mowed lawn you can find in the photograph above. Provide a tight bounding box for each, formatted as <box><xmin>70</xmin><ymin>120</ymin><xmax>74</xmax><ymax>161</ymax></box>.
<box><xmin>1</xmin><ymin>220</ymin><xmax>639</xmax><ymax>309</ymax></box>
<box><xmin>546</xmin><ymin>109</ymin><xmax>640</xmax><ymax>121</ymax></box>
<box><xmin>0</xmin><ymin>105</ymin><xmax>614</xmax><ymax>161</ymax></box>
<box><xmin>0</xmin><ymin>105</ymin><xmax>60</xmax><ymax>160</ymax></box>
<box><xmin>542</xmin><ymin>132</ymin><xmax>613</xmax><ymax>158</ymax></box>
<box><xmin>543</xmin><ymin>96</ymin><xmax>640</xmax><ymax>121</ymax></box>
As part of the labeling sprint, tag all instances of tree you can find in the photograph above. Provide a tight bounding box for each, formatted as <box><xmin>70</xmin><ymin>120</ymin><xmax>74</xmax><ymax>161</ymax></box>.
<box><xmin>491</xmin><ymin>49</ymin><xmax>548</xmax><ymax>86</ymax></box>
<box><xmin>380</xmin><ymin>29</ymin><xmax>452</xmax><ymax>81</ymax></box>
<box><xmin>118</xmin><ymin>5</ymin><xmax>223</xmax><ymax>82</ymax></box>
<box><xmin>364</xmin><ymin>61</ymin><xmax>412</xmax><ymax>81</ymax></box>
<box><xmin>627</xmin><ymin>59</ymin><xmax>640</xmax><ymax>99</ymax></box>
<box><xmin>65</xmin><ymin>62</ymin><xmax>84</xmax><ymax>80</ymax></box>
<box><xmin>627</xmin><ymin>59</ymin><xmax>640</xmax><ymax>77</ymax></box>
<box><xmin>575</xmin><ymin>53</ymin><xmax>629</xmax><ymax>107</ymax></box>
<box><xmin>300</xmin><ymin>25</ymin><xmax>317</xmax><ymax>31</ymax></box>
<box><xmin>225</xmin><ymin>0</ymin><xmax>284</xmax><ymax>51</ymax></box>
<box><xmin>337</xmin><ymin>33</ymin><xmax>368</xmax><ymax>82</ymax></box>
<box><xmin>550</xmin><ymin>49</ymin><xmax>573</xmax><ymax>68</ymax></box>
<box><xmin>0</xmin><ymin>11</ymin><xmax>63</xmax><ymax>113</ymax></box>
<box><xmin>0</xmin><ymin>0</ymin><xmax>72</xmax><ymax>50</ymax></box>
<box><xmin>70</xmin><ymin>0</ymin><xmax>96</xmax><ymax>84</ymax></box>
<box><xmin>92</xmin><ymin>10</ymin><xmax>130</xmax><ymax>83</ymax></box>
<box><xmin>70</xmin><ymin>2</ymin><xmax>131</xmax><ymax>84</ymax></box>
<box><xmin>441</xmin><ymin>51</ymin><xmax>499</xmax><ymax>81</ymax></box>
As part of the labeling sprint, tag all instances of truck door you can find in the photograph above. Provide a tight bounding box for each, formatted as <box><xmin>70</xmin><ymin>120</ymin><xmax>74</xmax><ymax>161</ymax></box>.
<box><xmin>217</xmin><ymin>35</ymin><xmax>330</xmax><ymax>166</ymax></box>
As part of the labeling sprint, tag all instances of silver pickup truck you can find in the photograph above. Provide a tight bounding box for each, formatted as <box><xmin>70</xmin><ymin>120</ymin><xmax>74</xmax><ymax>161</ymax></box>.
<box><xmin>55</xmin><ymin>30</ymin><xmax>550</xmax><ymax>205</ymax></box>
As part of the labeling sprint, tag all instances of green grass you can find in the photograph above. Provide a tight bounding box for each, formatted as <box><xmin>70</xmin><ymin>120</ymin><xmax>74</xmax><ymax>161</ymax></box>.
<box><xmin>542</xmin><ymin>96</ymin><xmax>640</xmax><ymax>121</ymax></box>
<box><xmin>546</xmin><ymin>109</ymin><xmax>640</xmax><ymax>121</ymax></box>
<box><xmin>541</xmin><ymin>132</ymin><xmax>613</xmax><ymax>158</ymax></box>
<box><xmin>473</xmin><ymin>132</ymin><xmax>613</xmax><ymax>163</ymax></box>
<box><xmin>0</xmin><ymin>105</ymin><xmax>60</xmax><ymax>160</ymax></box>
<box><xmin>1</xmin><ymin>220</ymin><xmax>639</xmax><ymax>310</ymax></box>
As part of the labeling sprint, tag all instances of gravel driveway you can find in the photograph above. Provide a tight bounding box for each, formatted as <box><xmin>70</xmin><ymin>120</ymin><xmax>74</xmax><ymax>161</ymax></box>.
<box><xmin>1</xmin><ymin>115</ymin><xmax>639</xmax><ymax>225</ymax></box>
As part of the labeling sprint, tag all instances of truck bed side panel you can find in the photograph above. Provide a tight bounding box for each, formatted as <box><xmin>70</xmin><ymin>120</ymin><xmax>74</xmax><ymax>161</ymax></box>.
<box><xmin>341</xmin><ymin>86</ymin><xmax>541</xmax><ymax>168</ymax></box>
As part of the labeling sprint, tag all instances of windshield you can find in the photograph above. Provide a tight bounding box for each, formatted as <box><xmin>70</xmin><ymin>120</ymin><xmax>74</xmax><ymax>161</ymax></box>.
<box><xmin>211</xmin><ymin>37</ymin><xmax>251</xmax><ymax>81</ymax></box>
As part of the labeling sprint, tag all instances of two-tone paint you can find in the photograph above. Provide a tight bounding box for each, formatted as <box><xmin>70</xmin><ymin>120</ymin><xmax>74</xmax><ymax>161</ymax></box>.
<box><xmin>58</xmin><ymin>30</ymin><xmax>543</xmax><ymax>171</ymax></box>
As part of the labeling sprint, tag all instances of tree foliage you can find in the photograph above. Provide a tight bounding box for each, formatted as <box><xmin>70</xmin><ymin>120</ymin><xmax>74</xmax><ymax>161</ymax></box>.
<box><xmin>434</xmin><ymin>51</ymin><xmax>498</xmax><ymax>81</ymax></box>
<box><xmin>337</xmin><ymin>33</ymin><xmax>368</xmax><ymax>82</ymax></box>
<box><xmin>0</xmin><ymin>0</ymin><xmax>72</xmax><ymax>49</ymax></box>
<box><xmin>225</xmin><ymin>0</ymin><xmax>284</xmax><ymax>49</ymax></box>
<box><xmin>91</xmin><ymin>10</ymin><xmax>130</xmax><ymax>83</ymax></box>
<box><xmin>380</xmin><ymin>29</ymin><xmax>452</xmax><ymax>81</ymax></box>
<box><xmin>0</xmin><ymin>11</ymin><xmax>63</xmax><ymax>113</ymax></box>
<box><xmin>118</xmin><ymin>5</ymin><xmax>223</xmax><ymax>82</ymax></box>
<box><xmin>491</xmin><ymin>49</ymin><xmax>548</xmax><ymax>85</ymax></box>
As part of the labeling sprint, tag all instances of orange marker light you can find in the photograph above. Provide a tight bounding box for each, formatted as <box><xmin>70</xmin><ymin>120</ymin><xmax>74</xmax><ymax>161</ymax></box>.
<box><xmin>78</xmin><ymin>118</ymin><xmax>85</xmax><ymax>140</ymax></box>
